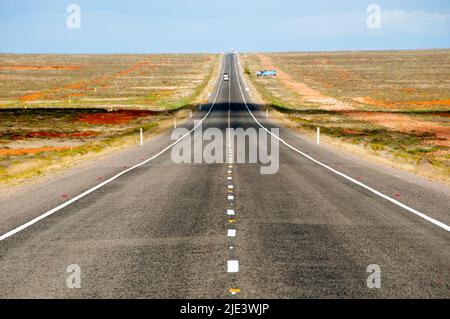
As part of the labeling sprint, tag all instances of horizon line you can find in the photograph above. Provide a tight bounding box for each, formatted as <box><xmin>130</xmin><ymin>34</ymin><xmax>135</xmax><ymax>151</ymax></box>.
<box><xmin>1</xmin><ymin>47</ymin><xmax>450</xmax><ymax>55</ymax></box>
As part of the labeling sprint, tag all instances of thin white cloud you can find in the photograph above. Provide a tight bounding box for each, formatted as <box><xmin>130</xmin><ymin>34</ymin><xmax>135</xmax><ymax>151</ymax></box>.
<box><xmin>277</xmin><ymin>12</ymin><xmax>367</xmax><ymax>37</ymax></box>
<box><xmin>382</xmin><ymin>10</ymin><xmax>450</xmax><ymax>35</ymax></box>
<box><xmin>277</xmin><ymin>9</ymin><xmax>450</xmax><ymax>38</ymax></box>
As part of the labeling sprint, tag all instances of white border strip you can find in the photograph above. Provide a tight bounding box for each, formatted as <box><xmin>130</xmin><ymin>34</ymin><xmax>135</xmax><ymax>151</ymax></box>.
<box><xmin>0</xmin><ymin>55</ymin><xmax>227</xmax><ymax>241</ymax></box>
<box><xmin>232</xmin><ymin>53</ymin><xmax>449</xmax><ymax>232</ymax></box>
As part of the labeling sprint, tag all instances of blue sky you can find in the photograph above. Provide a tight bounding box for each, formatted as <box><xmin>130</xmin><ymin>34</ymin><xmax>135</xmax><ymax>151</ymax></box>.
<box><xmin>0</xmin><ymin>0</ymin><xmax>449</xmax><ymax>53</ymax></box>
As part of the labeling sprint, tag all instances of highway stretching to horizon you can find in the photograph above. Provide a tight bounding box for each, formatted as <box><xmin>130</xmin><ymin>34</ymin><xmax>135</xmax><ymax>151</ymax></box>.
<box><xmin>0</xmin><ymin>53</ymin><xmax>448</xmax><ymax>298</ymax></box>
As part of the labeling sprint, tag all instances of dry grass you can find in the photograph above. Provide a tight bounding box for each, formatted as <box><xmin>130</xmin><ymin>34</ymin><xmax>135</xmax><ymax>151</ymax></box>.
<box><xmin>0</xmin><ymin>53</ymin><xmax>217</xmax><ymax>110</ymax></box>
<box><xmin>241</xmin><ymin>50</ymin><xmax>450</xmax><ymax>181</ymax></box>
<box><xmin>0</xmin><ymin>53</ymin><xmax>220</xmax><ymax>184</ymax></box>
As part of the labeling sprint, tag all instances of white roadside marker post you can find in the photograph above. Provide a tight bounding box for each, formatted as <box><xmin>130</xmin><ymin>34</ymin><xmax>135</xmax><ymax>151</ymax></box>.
<box><xmin>266</xmin><ymin>109</ymin><xmax>269</xmax><ymax>118</ymax></box>
<box><xmin>189</xmin><ymin>111</ymin><xmax>192</xmax><ymax>118</ymax></box>
<box><xmin>139</xmin><ymin>128</ymin><xmax>143</xmax><ymax>146</ymax></box>
<box><xmin>174</xmin><ymin>118</ymin><xmax>177</xmax><ymax>129</ymax></box>
<box><xmin>317</xmin><ymin>127</ymin><xmax>320</xmax><ymax>145</ymax></box>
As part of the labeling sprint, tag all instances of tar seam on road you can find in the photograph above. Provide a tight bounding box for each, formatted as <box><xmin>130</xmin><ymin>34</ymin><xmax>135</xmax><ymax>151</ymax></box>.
<box><xmin>0</xmin><ymin>56</ymin><xmax>228</xmax><ymax>242</ymax></box>
<box><xmin>232</xmin><ymin>53</ymin><xmax>450</xmax><ymax>233</ymax></box>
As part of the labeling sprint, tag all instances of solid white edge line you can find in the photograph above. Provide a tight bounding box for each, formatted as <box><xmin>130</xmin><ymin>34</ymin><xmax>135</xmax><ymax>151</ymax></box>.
<box><xmin>0</xmin><ymin>55</ymin><xmax>228</xmax><ymax>242</ymax></box>
<box><xmin>232</xmin><ymin>53</ymin><xmax>450</xmax><ymax>233</ymax></box>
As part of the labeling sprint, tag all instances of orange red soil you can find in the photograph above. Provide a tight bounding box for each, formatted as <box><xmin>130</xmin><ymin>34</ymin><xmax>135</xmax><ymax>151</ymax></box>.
<box><xmin>77</xmin><ymin>110</ymin><xmax>154</xmax><ymax>125</ymax></box>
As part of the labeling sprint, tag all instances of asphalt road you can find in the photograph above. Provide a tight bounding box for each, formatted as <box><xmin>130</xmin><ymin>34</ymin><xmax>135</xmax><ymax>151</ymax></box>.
<box><xmin>0</xmin><ymin>53</ymin><xmax>448</xmax><ymax>298</ymax></box>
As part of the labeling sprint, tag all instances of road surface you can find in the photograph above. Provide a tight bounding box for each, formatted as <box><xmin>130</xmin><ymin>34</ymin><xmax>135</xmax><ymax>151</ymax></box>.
<box><xmin>0</xmin><ymin>53</ymin><xmax>448</xmax><ymax>298</ymax></box>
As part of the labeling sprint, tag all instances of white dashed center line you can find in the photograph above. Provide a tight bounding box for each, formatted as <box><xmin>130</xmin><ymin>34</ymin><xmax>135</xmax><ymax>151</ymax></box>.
<box><xmin>225</xmin><ymin>55</ymin><xmax>240</xmax><ymax>295</ymax></box>
<box><xmin>227</xmin><ymin>260</ymin><xmax>239</xmax><ymax>273</ymax></box>
<box><xmin>228</xmin><ymin>229</ymin><xmax>236</xmax><ymax>237</ymax></box>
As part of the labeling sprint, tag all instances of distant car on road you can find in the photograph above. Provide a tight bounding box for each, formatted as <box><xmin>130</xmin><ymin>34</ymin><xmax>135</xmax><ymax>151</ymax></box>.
<box><xmin>223</xmin><ymin>73</ymin><xmax>229</xmax><ymax>81</ymax></box>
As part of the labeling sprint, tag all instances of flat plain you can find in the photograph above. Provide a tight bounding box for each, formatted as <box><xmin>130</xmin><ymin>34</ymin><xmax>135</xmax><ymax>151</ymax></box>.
<box><xmin>0</xmin><ymin>54</ymin><xmax>218</xmax><ymax>183</ymax></box>
<box><xmin>242</xmin><ymin>50</ymin><xmax>450</xmax><ymax>181</ymax></box>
